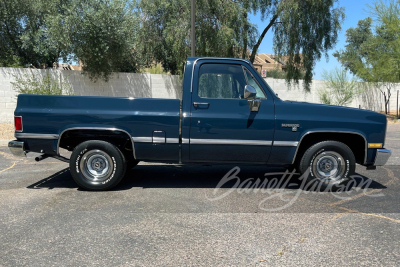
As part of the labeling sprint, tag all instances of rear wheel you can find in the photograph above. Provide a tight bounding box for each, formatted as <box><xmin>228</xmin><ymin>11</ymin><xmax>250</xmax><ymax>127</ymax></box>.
<box><xmin>70</xmin><ymin>140</ymin><xmax>127</xmax><ymax>190</ymax></box>
<box><xmin>299</xmin><ymin>141</ymin><xmax>355</xmax><ymax>191</ymax></box>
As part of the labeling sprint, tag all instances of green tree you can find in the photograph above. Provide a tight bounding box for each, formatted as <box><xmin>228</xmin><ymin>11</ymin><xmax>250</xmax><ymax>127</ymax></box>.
<box><xmin>138</xmin><ymin>0</ymin><xmax>344</xmax><ymax>90</ymax></box>
<box><xmin>334</xmin><ymin>0</ymin><xmax>400</xmax><ymax>114</ymax></box>
<box><xmin>0</xmin><ymin>56</ymin><xmax>24</xmax><ymax>68</ymax></box>
<box><xmin>1</xmin><ymin>0</ymin><xmax>141</xmax><ymax>81</ymax></box>
<box><xmin>47</xmin><ymin>0</ymin><xmax>141</xmax><ymax>81</ymax></box>
<box><xmin>136</xmin><ymin>0</ymin><xmax>258</xmax><ymax>75</ymax></box>
<box><xmin>0</xmin><ymin>0</ymin><xmax>62</xmax><ymax>68</ymax></box>
<box><xmin>318</xmin><ymin>67</ymin><xmax>359</xmax><ymax>106</ymax></box>
<box><xmin>247</xmin><ymin>0</ymin><xmax>345</xmax><ymax>91</ymax></box>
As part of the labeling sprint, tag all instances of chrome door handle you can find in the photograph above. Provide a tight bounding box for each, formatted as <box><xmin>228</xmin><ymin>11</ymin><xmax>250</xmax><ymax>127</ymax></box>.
<box><xmin>193</xmin><ymin>102</ymin><xmax>209</xmax><ymax>108</ymax></box>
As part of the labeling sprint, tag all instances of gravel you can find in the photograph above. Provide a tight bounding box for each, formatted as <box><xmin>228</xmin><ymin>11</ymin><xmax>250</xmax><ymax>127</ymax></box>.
<box><xmin>0</xmin><ymin>123</ymin><xmax>14</xmax><ymax>140</ymax></box>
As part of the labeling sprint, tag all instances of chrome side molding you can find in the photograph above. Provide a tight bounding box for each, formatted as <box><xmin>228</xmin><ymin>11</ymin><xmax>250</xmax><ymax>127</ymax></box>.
<box><xmin>134</xmin><ymin>137</ymin><xmax>301</xmax><ymax>147</ymax></box>
<box><xmin>189</xmin><ymin>139</ymin><xmax>273</xmax><ymax>146</ymax></box>
<box><xmin>132</xmin><ymin>137</ymin><xmax>152</xmax><ymax>143</ymax></box>
<box><xmin>166</xmin><ymin>138</ymin><xmax>179</xmax><ymax>144</ymax></box>
<box><xmin>133</xmin><ymin>137</ymin><xmax>179</xmax><ymax>144</ymax></box>
<box><xmin>273</xmin><ymin>141</ymin><xmax>299</xmax><ymax>147</ymax></box>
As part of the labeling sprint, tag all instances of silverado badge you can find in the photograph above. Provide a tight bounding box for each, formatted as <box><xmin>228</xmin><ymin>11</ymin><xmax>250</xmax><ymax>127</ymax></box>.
<box><xmin>282</xmin><ymin>123</ymin><xmax>300</xmax><ymax>132</ymax></box>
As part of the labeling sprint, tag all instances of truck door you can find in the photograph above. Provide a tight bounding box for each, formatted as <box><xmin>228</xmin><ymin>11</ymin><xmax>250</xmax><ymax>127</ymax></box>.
<box><xmin>189</xmin><ymin>60</ymin><xmax>275</xmax><ymax>163</ymax></box>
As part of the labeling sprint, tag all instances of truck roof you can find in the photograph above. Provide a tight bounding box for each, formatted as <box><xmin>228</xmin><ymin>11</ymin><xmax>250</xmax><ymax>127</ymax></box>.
<box><xmin>186</xmin><ymin>57</ymin><xmax>252</xmax><ymax>65</ymax></box>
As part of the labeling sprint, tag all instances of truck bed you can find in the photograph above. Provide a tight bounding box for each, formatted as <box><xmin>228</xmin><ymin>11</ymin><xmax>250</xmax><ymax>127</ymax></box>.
<box><xmin>15</xmin><ymin>94</ymin><xmax>181</xmax><ymax>161</ymax></box>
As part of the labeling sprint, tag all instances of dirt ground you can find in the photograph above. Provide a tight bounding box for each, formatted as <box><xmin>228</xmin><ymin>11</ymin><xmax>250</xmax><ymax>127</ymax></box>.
<box><xmin>0</xmin><ymin>123</ymin><xmax>14</xmax><ymax>140</ymax></box>
<box><xmin>385</xmin><ymin>111</ymin><xmax>400</xmax><ymax>124</ymax></box>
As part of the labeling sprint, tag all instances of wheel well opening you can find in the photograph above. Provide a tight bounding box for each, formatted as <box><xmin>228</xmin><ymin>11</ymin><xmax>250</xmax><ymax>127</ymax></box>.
<box><xmin>59</xmin><ymin>129</ymin><xmax>135</xmax><ymax>161</ymax></box>
<box><xmin>294</xmin><ymin>133</ymin><xmax>366</xmax><ymax>165</ymax></box>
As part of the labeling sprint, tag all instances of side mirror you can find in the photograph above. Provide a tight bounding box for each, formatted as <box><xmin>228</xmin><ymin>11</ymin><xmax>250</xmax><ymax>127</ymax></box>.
<box><xmin>244</xmin><ymin>85</ymin><xmax>261</xmax><ymax>112</ymax></box>
<box><xmin>244</xmin><ymin>85</ymin><xmax>257</xmax><ymax>100</ymax></box>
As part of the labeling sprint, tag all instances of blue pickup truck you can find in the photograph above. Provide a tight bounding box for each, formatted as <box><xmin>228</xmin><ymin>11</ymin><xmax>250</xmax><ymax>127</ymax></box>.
<box><xmin>9</xmin><ymin>57</ymin><xmax>391</xmax><ymax>190</ymax></box>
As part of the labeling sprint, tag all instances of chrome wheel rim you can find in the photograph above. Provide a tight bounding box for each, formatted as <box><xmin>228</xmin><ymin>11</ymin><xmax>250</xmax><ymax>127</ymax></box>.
<box><xmin>80</xmin><ymin>150</ymin><xmax>113</xmax><ymax>183</ymax></box>
<box><xmin>312</xmin><ymin>151</ymin><xmax>345</xmax><ymax>183</ymax></box>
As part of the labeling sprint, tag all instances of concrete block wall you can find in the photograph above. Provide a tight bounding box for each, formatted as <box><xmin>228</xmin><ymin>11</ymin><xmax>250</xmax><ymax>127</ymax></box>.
<box><xmin>0</xmin><ymin>68</ymin><xmax>183</xmax><ymax>123</ymax></box>
<box><xmin>150</xmin><ymin>74</ymin><xmax>183</xmax><ymax>99</ymax></box>
<box><xmin>0</xmin><ymin>67</ymin><xmax>399</xmax><ymax>123</ymax></box>
<box><xmin>0</xmin><ymin>68</ymin><xmax>19</xmax><ymax>124</ymax></box>
<box><xmin>63</xmin><ymin>71</ymin><xmax>153</xmax><ymax>98</ymax></box>
<box><xmin>267</xmin><ymin>77</ymin><xmax>399</xmax><ymax>112</ymax></box>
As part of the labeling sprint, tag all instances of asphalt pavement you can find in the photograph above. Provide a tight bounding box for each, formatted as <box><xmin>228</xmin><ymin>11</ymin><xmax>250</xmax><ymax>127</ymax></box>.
<box><xmin>0</xmin><ymin>124</ymin><xmax>399</xmax><ymax>266</ymax></box>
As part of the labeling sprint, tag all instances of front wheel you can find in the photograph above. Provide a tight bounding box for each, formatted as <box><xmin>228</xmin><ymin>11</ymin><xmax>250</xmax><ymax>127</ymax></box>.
<box><xmin>70</xmin><ymin>140</ymin><xmax>127</xmax><ymax>190</ymax></box>
<box><xmin>299</xmin><ymin>141</ymin><xmax>356</xmax><ymax>191</ymax></box>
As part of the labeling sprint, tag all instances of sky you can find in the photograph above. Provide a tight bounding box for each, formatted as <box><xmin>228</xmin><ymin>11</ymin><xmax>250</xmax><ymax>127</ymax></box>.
<box><xmin>249</xmin><ymin>0</ymin><xmax>377</xmax><ymax>80</ymax></box>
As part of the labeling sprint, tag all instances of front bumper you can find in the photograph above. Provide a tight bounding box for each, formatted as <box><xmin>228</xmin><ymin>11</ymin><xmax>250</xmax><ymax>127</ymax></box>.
<box><xmin>8</xmin><ymin>140</ymin><xmax>26</xmax><ymax>157</ymax></box>
<box><xmin>374</xmin><ymin>148</ymin><xmax>391</xmax><ymax>166</ymax></box>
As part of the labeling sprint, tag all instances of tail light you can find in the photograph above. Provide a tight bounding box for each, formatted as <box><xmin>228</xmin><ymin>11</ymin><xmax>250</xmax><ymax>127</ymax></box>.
<box><xmin>14</xmin><ymin>116</ymin><xmax>23</xmax><ymax>132</ymax></box>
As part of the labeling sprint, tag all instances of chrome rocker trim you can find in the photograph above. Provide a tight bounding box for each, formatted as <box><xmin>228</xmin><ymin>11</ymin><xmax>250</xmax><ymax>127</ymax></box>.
<box><xmin>15</xmin><ymin>133</ymin><xmax>59</xmax><ymax>140</ymax></box>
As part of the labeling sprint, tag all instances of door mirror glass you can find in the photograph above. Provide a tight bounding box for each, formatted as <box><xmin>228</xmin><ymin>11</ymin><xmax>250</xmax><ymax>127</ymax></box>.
<box><xmin>244</xmin><ymin>85</ymin><xmax>257</xmax><ymax>100</ymax></box>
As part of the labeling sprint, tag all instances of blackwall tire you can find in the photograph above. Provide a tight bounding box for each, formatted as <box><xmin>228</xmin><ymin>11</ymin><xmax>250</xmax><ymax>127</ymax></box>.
<box><xmin>299</xmin><ymin>141</ymin><xmax>356</xmax><ymax>191</ymax></box>
<box><xmin>69</xmin><ymin>140</ymin><xmax>126</xmax><ymax>191</ymax></box>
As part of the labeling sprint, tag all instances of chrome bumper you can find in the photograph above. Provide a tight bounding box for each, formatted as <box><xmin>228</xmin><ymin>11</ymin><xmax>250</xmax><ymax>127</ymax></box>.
<box><xmin>374</xmin><ymin>148</ymin><xmax>391</xmax><ymax>166</ymax></box>
<box><xmin>8</xmin><ymin>141</ymin><xmax>26</xmax><ymax>157</ymax></box>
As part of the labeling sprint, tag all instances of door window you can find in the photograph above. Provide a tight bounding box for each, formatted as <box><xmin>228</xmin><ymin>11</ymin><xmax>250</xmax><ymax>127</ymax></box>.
<box><xmin>198</xmin><ymin>64</ymin><xmax>246</xmax><ymax>99</ymax></box>
<box><xmin>244</xmin><ymin>68</ymin><xmax>267</xmax><ymax>99</ymax></box>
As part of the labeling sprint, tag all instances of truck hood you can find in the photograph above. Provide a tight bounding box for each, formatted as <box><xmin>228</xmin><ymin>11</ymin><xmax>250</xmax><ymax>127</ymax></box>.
<box><xmin>281</xmin><ymin>100</ymin><xmax>385</xmax><ymax>121</ymax></box>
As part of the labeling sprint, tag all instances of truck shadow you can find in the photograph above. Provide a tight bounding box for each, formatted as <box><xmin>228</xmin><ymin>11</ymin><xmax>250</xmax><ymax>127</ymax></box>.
<box><xmin>26</xmin><ymin>164</ymin><xmax>386</xmax><ymax>192</ymax></box>
<box><xmin>27</xmin><ymin>168</ymin><xmax>77</xmax><ymax>190</ymax></box>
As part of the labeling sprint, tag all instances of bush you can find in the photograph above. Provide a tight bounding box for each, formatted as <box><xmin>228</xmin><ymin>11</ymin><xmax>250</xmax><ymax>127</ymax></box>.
<box><xmin>11</xmin><ymin>72</ymin><xmax>73</xmax><ymax>96</ymax></box>
<box><xmin>266</xmin><ymin>69</ymin><xmax>306</xmax><ymax>80</ymax></box>
<box><xmin>143</xmin><ymin>64</ymin><xmax>168</xmax><ymax>74</ymax></box>
<box><xmin>319</xmin><ymin>67</ymin><xmax>359</xmax><ymax>106</ymax></box>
